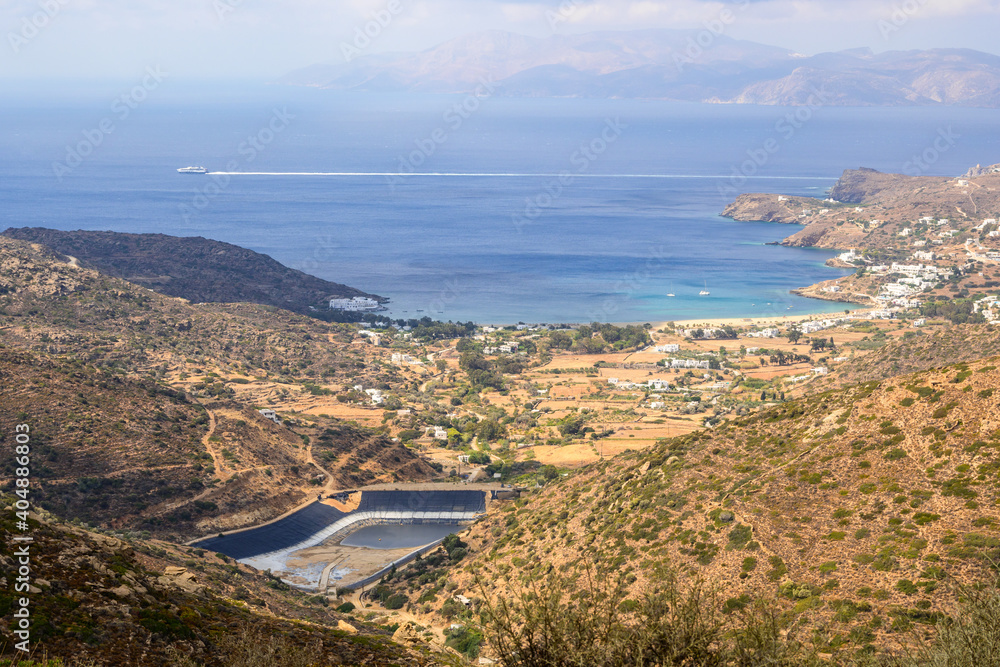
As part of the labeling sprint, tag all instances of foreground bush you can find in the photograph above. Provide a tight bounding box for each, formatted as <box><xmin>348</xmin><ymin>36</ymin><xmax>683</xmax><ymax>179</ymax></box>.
<box><xmin>478</xmin><ymin>564</ymin><xmax>1000</xmax><ymax>667</ymax></box>
<box><xmin>478</xmin><ymin>566</ymin><xmax>821</xmax><ymax>667</ymax></box>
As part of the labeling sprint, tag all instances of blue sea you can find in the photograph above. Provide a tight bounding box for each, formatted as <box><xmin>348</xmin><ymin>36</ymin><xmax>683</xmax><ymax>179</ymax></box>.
<box><xmin>2</xmin><ymin>80</ymin><xmax>998</xmax><ymax>324</ymax></box>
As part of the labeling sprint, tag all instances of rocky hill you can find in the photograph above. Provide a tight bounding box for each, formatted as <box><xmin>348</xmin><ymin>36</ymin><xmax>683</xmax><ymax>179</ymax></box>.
<box><xmin>0</xmin><ymin>344</ymin><xmax>434</xmax><ymax>544</ymax></box>
<box><xmin>1</xmin><ymin>228</ymin><xmax>381</xmax><ymax>315</ymax></box>
<box><xmin>828</xmin><ymin>323</ymin><xmax>1000</xmax><ymax>387</ymax></box>
<box><xmin>376</xmin><ymin>357</ymin><xmax>1000</xmax><ymax>661</ymax></box>
<box><xmin>0</xmin><ymin>237</ymin><xmax>437</xmax><ymax>543</ymax></box>
<box><xmin>282</xmin><ymin>30</ymin><xmax>1000</xmax><ymax>107</ymax></box>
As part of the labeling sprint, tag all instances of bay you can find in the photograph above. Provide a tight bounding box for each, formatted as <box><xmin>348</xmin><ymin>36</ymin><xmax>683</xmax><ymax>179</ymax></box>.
<box><xmin>1</xmin><ymin>82</ymin><xmax>997</xmax><ymax>323</ymax></box>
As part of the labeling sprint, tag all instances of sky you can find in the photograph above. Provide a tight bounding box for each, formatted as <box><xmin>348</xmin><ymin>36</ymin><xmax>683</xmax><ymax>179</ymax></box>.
<box><xmin>1</xmin><ymin>0</ymin><xmax>998</xmax><ymax>80</ymax></box>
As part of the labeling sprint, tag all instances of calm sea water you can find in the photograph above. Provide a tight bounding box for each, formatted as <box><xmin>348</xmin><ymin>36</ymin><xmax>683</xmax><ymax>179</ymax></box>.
<box><xmin>2</xmin><ymin>81</ymin><xmax>998</xmax><ymax>323</ymax></box>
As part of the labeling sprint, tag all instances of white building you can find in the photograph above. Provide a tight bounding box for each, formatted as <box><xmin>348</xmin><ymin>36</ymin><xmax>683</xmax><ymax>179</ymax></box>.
<box><xmin>913</xmin><ymin>319</ymin><xmax>927</xmax><ymax>327</ymax></box>
<box><xmin>669</xmin><ymin>359</ymin><xmax>710</xmax><ymax>370</ymax></box>
<box><xmin>744</xmin><ymin>328</ymin><xmax>779</xmax><ymax>339</ymax></box>
<box><xmin>912</xmin><ymin>251</ymin><xmax>936</xmax><ymax>261</ymax></box>
<box><xmin>484</xmin><ymin>342</ymin><xmax>519</xmax><ymax>355</ymax></box>
<box><xmin>838</xmin><ymin>250</ymin><xmax>860</xmax><ymax>263</ymax></box>
<box><xmin>890</xmin><ymin>263</ymin><xmax>924</xmax><ymax>277</ymax></box>
<box><xmin>882</xmin><ymin>283</ymin><xmax>918</xmax><ymax>297</ymax></box>
<box><xmin>329</xmin><ymin>296</ymin><xmax>381</xmax><ymax>311</ymax></box>
<box><xmin>799</xmin><ymin>318</ymin><xmax>846</xmax><ymax>334</ymax></box>
<box><xmin>647</xmin><ymin>379</ymin><xmax>671</xmax><ymax>391</ymax></box>
<box><xmin>973</xmin><ymin>296</ymin><xmax>1000</xmax><ymax>322</ymax></box>
<box><xmin>258</xmin><ymin>409</ymin><xmax>280</xmax><ymax>424</ymax></box>
<box><xmin>655</xmin><ymin>344</ymin><xmax>681</xmax><ymax>353</ymax></box>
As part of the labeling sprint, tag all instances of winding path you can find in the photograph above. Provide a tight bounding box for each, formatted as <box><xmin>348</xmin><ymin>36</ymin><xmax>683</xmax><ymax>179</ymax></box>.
<box><xmin>197</xmin><ymin>405</ymin><xmax>230</xmax><ymax>482</ymax></box>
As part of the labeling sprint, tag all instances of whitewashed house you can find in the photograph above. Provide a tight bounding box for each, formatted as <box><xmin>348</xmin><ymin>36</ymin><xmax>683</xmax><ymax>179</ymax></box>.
<box><xmin>258</xmin><ymin>409</ymin><xmax>280</xmax><ymax>424</ymax></box>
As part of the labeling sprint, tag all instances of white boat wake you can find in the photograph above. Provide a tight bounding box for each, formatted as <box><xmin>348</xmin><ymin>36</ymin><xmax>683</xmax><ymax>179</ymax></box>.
<box><xmin>206</xmin><ymin>171</ymin><xmax>836</xmax><ymax>180</ymax></box>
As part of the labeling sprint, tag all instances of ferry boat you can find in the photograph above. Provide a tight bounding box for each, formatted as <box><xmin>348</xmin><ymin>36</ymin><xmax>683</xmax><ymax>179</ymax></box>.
<box><xmin>177</xmin><ymin>166</ymin><xmax>208</xmax><ymax>174</ymax></box>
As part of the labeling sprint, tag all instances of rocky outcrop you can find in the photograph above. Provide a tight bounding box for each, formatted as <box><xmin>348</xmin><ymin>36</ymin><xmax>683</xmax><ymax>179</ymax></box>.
<box><xmin>719</xmin><ymin>194</ymin><xmax>805</xmax><ymax>224</ymax></box>
<box><xmin>826</xmin><ymin>167</ymin><xmax>935</xmax><ymax>204</ymax></box>
<box><xmin>964</xmin><ymin>163</ymin><xmax>1000</xmax><ymax>178</ymax></box>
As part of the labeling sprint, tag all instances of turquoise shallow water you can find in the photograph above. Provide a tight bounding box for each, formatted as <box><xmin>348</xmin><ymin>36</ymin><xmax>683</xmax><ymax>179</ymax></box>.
<box><xmin>2</xmin><ymin>82</ymin><xmax>997</xmax><ymax>323</ymax></box>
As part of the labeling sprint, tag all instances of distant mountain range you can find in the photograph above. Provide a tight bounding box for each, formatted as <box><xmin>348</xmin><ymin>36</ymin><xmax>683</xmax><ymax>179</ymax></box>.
<box><xmin>279</xmin><ymin>29</ymin><xmax>1000</xmax><ymax>107</ymax></box>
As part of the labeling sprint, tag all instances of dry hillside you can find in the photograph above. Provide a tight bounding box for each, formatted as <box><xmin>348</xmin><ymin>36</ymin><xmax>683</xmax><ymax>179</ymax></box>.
<box><xmin>380</xmin><ymin>357</ymin><xmax>1000</xmax><ymax>661</ymax></box>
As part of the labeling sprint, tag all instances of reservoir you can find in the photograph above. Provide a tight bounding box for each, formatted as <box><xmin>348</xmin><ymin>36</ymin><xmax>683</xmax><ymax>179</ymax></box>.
<box><xmin>340</xmin><ymin>523</ymin><xmax>464</xmax><ymax>550</ymax></box>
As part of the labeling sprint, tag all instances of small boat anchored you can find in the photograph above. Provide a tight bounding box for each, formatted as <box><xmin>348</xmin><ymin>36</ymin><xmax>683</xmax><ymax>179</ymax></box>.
<box><xmin>699</xmin><ymin>281</ymin><xmax>710</xmax><ymax>296</ymax></box>
<box><xmin>177</xmin><ymin>166</ymin><xmax>207</xmax><ymax>174</ymax></box>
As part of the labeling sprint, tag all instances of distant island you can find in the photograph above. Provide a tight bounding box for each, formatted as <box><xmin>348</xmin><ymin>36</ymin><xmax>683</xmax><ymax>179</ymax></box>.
<box><xmin>280</xmin><ymin>29</ymin><xmax>1000</xmax><ymax>107</ymax></box>
<box><xmin>1</xmin><ymin>228</ymin><xmax>383</xmax><ymax>315</ymax></box>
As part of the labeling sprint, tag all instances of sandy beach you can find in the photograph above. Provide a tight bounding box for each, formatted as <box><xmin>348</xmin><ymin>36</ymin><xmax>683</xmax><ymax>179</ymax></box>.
<box><xmin>656</xmin><ymin>306</ymin><xmax>869</xmax><ymax>331</ymax></box>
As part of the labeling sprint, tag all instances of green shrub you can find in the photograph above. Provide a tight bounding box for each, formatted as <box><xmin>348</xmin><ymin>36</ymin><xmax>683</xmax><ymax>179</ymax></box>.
<box><xmin>384</xmin><ymin>593</ymin><xmax>408</xmax><ymax>610</ymax></box>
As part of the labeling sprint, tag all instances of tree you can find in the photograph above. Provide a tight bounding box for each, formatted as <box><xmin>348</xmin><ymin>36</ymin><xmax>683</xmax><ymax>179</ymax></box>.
<box><xmin>558</xmin><ymin>414</ymin><xmax>586</xmax><ymax>436</ymax></box>
<box><xmin>469</xmin><ymin>450</ymin><xmax>491</xmax><ymax>465</ymax></box>
<box><xmin>460</xmin><ymin>350</ymin><xmax>490</xmax><ymax>372</ymax></box>
<box><xmin>477</xmin><ymin>419</ymin><xmax>505</xmax><ymax>442</ymax></box>
<box><xmin>787</xmin><ymin>326</ymin><xmax>802</xmax><ymax>344</ymax></box>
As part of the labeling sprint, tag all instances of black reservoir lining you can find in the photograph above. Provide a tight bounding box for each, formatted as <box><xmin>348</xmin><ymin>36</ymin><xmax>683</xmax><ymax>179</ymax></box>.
<box><xmin>193</xmin><ymin>489</ymin><xmax>486</xmax><ymax>560</ymax></box>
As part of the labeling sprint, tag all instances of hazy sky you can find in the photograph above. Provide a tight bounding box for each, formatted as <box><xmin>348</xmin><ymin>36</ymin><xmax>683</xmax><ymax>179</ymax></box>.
<box><xmin>2</xmin><ymin>0</ymin><xmax>998</xmax><ymax>80</ymax></box>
